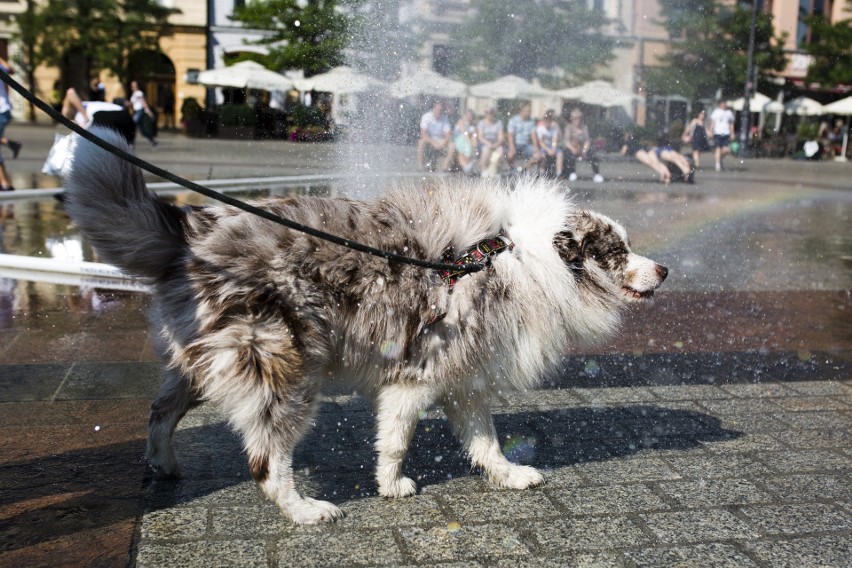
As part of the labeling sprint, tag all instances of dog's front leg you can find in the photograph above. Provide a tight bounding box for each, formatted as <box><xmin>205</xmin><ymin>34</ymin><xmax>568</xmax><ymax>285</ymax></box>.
<box><xmin>440</xmin><ymin>390</ymin><xmax>544</xmax><ymax>489</ymax></box>
<box><xmin>374</xmin><ymin>384</ymin><xmax>435</xmax><ymax>497</ymax></box>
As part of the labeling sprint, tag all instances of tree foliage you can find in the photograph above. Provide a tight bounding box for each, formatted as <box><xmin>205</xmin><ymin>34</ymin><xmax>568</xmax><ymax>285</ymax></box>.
<box><xmin>645</xmin><ymin>0</ymin><xmax>787</xmax><ymax>101</ymax></box>
<box><xmin>804</xmin><ymin>1</ymin><xmax>852</xmax><ymax>87</ymax></box>
<box><xmin>18</xmin><ymin>0</ymin><xmax>177</xmax><ymax>90</ymax></box>
<box><xmin>231</xmin><ymin>0</ymin><xmax>352</xmax><ymax>77</ymax></box>
<box><xmin>447</xmin><ymin>0</ymin><xmax>615</xmax><ymax>86</ymax></box>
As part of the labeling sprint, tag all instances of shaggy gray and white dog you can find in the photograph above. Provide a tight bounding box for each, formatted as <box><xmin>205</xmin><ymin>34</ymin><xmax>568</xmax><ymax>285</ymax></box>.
<box><xmin>64</xmin><ymin>127</ymin><xmax>667</xmax><ymax>524</ymax></box>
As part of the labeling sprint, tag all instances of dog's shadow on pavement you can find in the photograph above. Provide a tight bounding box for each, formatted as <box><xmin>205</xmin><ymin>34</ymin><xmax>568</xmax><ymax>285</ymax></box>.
<box><xmin>0</xmin><ymin>402</ymin><xmax>742</xmax><ymax>552</ymax></box>
<box><xmin>153</xmin><ymin>401</ymin><xmax>742</xmax><ymax>505</ymax></box>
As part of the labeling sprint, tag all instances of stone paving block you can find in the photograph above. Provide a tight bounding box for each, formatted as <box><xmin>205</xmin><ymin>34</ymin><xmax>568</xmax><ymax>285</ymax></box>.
<box><xmin>605</xmin><ymin>437</ymin><xmax>710</xmax><ymax>460</ymax></box>
<box><xmin>340</xmin><ymin>495</ymin><xmax>446</xmax><ymax>528</ymax></box>
<box><xmin>648</xmin><ymin>385</ymin><xmax>731</xmax><ymax>401</ymax></box>
<box><xmin>772</xmin><ymin>396</ymin><xmax>850</xmax><ymax>411</ymax></box>
<box><xmin>439</xmin><ymin>489</ymin><xmax>557</xmax><ymax>524</ymax></box>
<box><xmin>715</xmin><ymin>414</ymin><xmax>785</xmax><ymax>433</ymax></box>
<box><xmin>541</xmin><ymin>465</ymin><xmax>586</xmax><ymax>487</ymax></box>
<box><xmin>494</xmin><ymin>551</ymin><xmax>624</xmax><ymax>567</ymax></box>
<box><xmin>769</xmin><ymin>410</ymin><xmax>851</xmax><ymax>430</ymax></box>
<box><xmin>277</xmin><ymin>528</ymin><xmax>404</xmax><ymax>567</ymax></box>
<box><xmin>656</xmin><ymin>478</ymin><xmax>772</xmax><ymax>507</ymax></box>
<box><xmin>639</xmin><ymin>510</ymin><xmax>760</xmax><ymax>544</ymax></box>
<box><xmin>0</xmin><ymin>363</ymin><xmax>70</xmax><ymax>401</ymax></box>
<box><xmin>530</xmin><ymin>516</ymin><xmax>649</xmax><ymax>552</ymax></box>
<box><xmin>623</xmin><ymin>543</ymin><xmax>759</xmax><ymax>568</ymax></box>
<box><xmin>663</xmin><ymin>454</ymin><xmax>774</xmax><ymax>479</ymax></box>
<box><xmin>744</xmin><ymin>535</ymin><xmax>852</xmax><ymax>567</ymax></box>
<box><xmin>495</xmin><ymin>388</ymin><xmax>585</xmax><ymax>409</ymax></box>
<box><xmin>210</xmin><ymin>505</ymin><xmax>292</xmax><ymax>536</ymax></box>
<box><xmin>758</xmin><ymin>449</ymin><xmax>851</xmax><ymax>474</ymax></box>
<box><xmin>718</xmin><ymin>382</ymin><xmax>796</xmax><ymax>398</ymax></box>
<box><xmin>419</xmin><ymin>473</ymin><xmax>491</xmax><ymax>495</ymax></box>
<box><xmin>146</xmin><ymin>479</ymin><xmax>266</xmax><ymax>510</ymax></box>
<box><xmin>572</xmin><ymin>387</ymin><xmax>659</xmax><ymax>404</ymax></box>
<box><xmin>695</xmin><ymin>398</ymin><xmax>784</xmax><ymax>415</ymax></box>
<box><xmin>738</xmin><ymin>503</ymin><xmax>851</xmax><ymax>535</ymax></box>
<box><xmin>544</xmin><ymin>438</ymin><xmax>614</xmax><ymax>464</ymax></box>
<box><xmin>54</xmin><ymin>361</ymin><xmax>162</xmax><ymax>400</ymax></box>
<box><xmin>770</xmin><ymin>428</ymin><xmax>852</xmax><ymax>449</ymax></box>
<box><xmin>783</xmin><ymin>381</ymin><xmax>852</xmax><ymax>396</ymax></box>
<box><xmin>575</xmin><ymin>458</ymin><xmax>681</xmax><ymax>484</ymax></box>
<box><xmin>702</xmin><ymin>433</ymin><xmax>788</xmax><ymax>454</ymax></box>
<box><xmin>763</xmin><ymin>474</ymin><xmax>852</xmax><ymax>502</ymax></box>
<box><xmin>549</xmin><ymin>483</ymin><xmax>669</xmax><ymax>515</ymax></box>
<box><xmin>136</xmin><ymin>540</ymin><xmax>268</xmax><ymax>568</ymax></box>
<box><xmin>141</xmin><ymin>507</ymin><xmax>208</xmax><ymax>540</ymax></box>
<box><xmin>400</xmin><ymin>524</ymin><xmax>529</xmax><ymax>563</ymax></box>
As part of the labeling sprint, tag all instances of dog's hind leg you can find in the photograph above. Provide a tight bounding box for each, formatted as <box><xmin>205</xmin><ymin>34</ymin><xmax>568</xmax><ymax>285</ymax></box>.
<box><xmin>236</xmin><ymin>387</ymin><xmax>343</xmax><ymax>524</ymax></box>
<box><xmin>374</xmin><ymin>384</ymin><xmax>436</xmax><ymax>497</ymax></box>
<box><xmin>147</xmin><ymin>367</ymin><xmax>200</xmax><ymax>477</ymax></box>
<box><xmin>440</xmin><ymin>389</ymin><xmax>544</xmax><ymax>490</ymax></box>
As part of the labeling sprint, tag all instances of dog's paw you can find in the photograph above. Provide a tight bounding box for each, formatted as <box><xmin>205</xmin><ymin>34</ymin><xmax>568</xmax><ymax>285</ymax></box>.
<box><xmin>146</xmin><ymin>446</ymin><xmax>181</xmax><ymax>478</ymax></box>
<box><xmin>378</xmin><ymin>475</ymin><xmax>418</xmax><ymax>498</ymax></box>
<box><xmin>288</xmin><ymin>497</ymin><xmax>344</xmax><ymax>525</ymax></box>
<box><xmin>490</xmin><ymin>464</ymin><xmax>544</xmax><ymax>490</ymax></box>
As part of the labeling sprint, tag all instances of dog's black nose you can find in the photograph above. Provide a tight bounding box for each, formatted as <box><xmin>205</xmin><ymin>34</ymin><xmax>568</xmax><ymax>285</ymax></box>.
<box><xmin>656</xmin><ymin>264</ymin><xmax>669</xmax><ymax>281</ymax></box>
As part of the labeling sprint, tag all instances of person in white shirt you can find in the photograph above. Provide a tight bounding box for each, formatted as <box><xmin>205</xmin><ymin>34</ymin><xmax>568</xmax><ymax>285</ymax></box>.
<box><xmin>130</xmin><ymin>80</ymin><xmax>158</xmax><ymax>147</ymax></box>
<box><xmin>61</xmin><ymin>87</ymin><xmax>135</xmax><ymax>145</ymax></box>
<box><xmin>0</xmin><ymin>57</ymin><xmax>22</xmax><ymax>191</ymax></box>
<box><xmin>709</xmin><ymin>100</ymin><xmax>736</xmax><ymax>171</ymax></box>
<box><xmin>417</xmin><ymin>101</ymin><xmax>453</xmax><ymax>171</ymax></box>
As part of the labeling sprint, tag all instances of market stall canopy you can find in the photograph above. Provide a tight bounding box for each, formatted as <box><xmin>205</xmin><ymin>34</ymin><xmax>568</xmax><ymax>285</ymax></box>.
<box><xmin>557</xmin><ymin>80</ymin><xmax>643</xmax><ymax>107</ymax></box>
<box><xmin>294</xmin><ymin>66</ymin><xmax>387</xmax><ymax>95</ymax></box>
<box><xmin>784</xmin><ymin>96</ymin><xmax>825</xmax><ymax>116</ymax></box>
<box><xmin>468</xmin><ymin>75</ymin><xmax>557</xmax><ymax>100</ymax></box>
<box><xmin>196</xmin><ymin>61</ymin><xmax>294</xmax><ymax>92</ymax></box>
<box><xmin>390</xmin><ymin>68</ymin><xmax>469</xmax><ymax>98</ymax></box>
<box><xmin>727</xmin><ymin>92</ymin><xmax>774</xmax><ymax>112</ymax></box>
<box><xmin>823</xmin><ymin>96</ymin><xmax>852</xmax><ymax>115</ymax></box>
<box><xmin>763</xmin><ymin>100</ymin><xmax>785</xmax><ymax>113</ymax></box>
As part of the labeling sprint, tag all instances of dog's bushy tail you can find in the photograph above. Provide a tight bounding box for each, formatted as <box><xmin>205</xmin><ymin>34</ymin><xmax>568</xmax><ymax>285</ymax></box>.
<box><xmin>63</xmin><ymin>126</ymin><xmax>186</xmax><ymax>280</ymax></box>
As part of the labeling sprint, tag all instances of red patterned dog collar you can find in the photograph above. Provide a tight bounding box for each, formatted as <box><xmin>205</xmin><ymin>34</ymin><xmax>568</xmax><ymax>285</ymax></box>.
<box><xmin>438</xmin><ymin>231</ymin><xmax>515</xmax><ymax>289</ymax></box>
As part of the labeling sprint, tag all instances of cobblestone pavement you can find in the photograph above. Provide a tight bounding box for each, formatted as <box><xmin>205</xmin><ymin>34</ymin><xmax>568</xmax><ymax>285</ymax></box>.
<box><xmin>133</xmin><ymin>375</ymin><xmax>852</xmax><ymax>568</ymax></box>
<box><xmin>0</xmin><ymin>125</ymin><xmax>850</xmax><ymax>566</ymax></box>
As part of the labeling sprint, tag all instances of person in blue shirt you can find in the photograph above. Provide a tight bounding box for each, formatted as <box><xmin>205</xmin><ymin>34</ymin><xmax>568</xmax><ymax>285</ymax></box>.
<box><xmin>506</xmin><ymin>102</ymin><xmax>541</xmax><ymax>172</ymax></box>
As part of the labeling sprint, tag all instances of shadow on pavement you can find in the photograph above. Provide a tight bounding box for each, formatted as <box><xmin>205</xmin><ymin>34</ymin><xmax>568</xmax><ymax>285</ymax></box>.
<box><xmin>0</xmin><ymin>402</ymin><xmax>740</xmax><ymax>551</ymax></box>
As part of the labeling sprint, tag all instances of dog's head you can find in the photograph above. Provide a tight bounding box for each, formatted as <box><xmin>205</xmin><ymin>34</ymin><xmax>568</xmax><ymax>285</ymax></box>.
<box><xmin>554</xmin><ymin>211</ymin><xmax>667</xmax><ymax>302</ymax></box>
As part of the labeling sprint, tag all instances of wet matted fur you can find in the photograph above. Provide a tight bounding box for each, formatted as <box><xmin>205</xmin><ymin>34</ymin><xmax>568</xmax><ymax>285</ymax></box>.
<box><xmin>64</xmin><ymin>127</ymin><xmax>667</xmax><ymax>524</ymax></box>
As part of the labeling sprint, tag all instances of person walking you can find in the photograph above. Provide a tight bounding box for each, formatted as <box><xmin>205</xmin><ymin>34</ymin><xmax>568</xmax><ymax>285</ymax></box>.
<box><xmin>130</xmin><ymin>80</ymin><xmax>158</xmax><ymax>147</ymax></box>
<box><xmin>709</xmin><ymin>100</ymin><xmax>735</xmax><ymax>171</ymax></box>
<box><xmin>0</xmin><ymin>57</ymin><xmax>22</xmax><ymax>191</ymax></box>
<box><xmin>682</xmin><ymin>109</ymin><xmax>711</xmax><ymax>168</ymax></box>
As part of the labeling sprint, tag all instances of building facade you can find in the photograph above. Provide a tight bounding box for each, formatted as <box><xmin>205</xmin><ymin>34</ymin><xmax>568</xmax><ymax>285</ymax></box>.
<box><xmin>0</xmin><ymin>0</ymin><xmax>210</xmax><ymax>124</ymax></box>
<box><xmin>759</xmin><ymin>0</ymin><xmax>850</xmax><ymax>93</ymax></box>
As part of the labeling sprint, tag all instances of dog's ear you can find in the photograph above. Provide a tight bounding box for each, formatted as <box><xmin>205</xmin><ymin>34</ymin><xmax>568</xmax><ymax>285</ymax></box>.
<box><xmin>553</xmin><ymin>231</ymin><xmax>583</xmax><ymax>269</ymax></box>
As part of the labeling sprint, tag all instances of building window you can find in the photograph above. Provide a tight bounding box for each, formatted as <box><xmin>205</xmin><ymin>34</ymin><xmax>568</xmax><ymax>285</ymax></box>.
<box><xmin>798</xmin><ymin>0</ymin><xmax>829</xmax><ymax>48</ymax></box>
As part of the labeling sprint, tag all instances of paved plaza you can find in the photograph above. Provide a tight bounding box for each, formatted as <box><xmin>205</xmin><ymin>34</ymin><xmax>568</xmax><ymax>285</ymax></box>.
<box><xmin>0</xmin><ymin>123</ymin><xmax>850</xmax><ymax>566</ymax></box>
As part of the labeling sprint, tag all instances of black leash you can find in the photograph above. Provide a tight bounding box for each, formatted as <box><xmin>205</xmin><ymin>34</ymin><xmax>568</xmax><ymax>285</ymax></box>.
<box><xmin>0</xmin><ymin>67</ymin><xmax>485</xmax><ymax>275</ymax></box>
